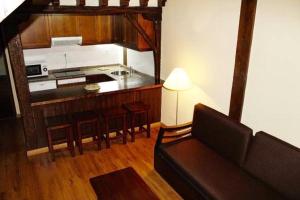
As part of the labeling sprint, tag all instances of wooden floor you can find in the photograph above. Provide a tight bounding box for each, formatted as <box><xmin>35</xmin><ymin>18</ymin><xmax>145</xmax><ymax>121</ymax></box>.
<box><xmin>0</xmin><ymin>118</ymin><xmax>182</xmax><ymax>200</ymax></box>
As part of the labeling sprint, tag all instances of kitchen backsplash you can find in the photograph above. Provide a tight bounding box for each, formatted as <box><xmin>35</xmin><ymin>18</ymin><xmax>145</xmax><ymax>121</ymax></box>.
<box><xmin>23</xmin><ymin>44</ymin><xmax>123</xmax><ymax>71</ymax></box>
<box><xmin>127</xmin><ymin>49</ymin><xmax>154</xmax><ymax>76</ymax></box>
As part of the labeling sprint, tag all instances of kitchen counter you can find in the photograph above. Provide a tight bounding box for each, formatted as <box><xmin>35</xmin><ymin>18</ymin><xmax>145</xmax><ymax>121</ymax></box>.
<box><xmin>30</xmin><ymin>64</ymin><xmax>162</xmax><ymax>107</ymax></box>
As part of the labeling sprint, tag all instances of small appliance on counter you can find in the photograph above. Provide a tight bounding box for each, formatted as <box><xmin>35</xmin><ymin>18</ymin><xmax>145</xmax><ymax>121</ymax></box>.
<box><xmin>25</xmin><ymin>56</ymin><xmax>57</xmax><ymax>92</ymax></box>
<box><xmin>25</xmin><ymin>56</ymin><xmax>48</xmax><ymax>78</ymax></box>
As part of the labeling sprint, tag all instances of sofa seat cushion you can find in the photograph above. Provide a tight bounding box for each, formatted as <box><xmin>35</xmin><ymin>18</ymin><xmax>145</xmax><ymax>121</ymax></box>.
<box><xmin>158</xmin><ymin>137</ymin><xmax>284</xmax><ymax>200</ymax></box>
<box><xmin>244</xmin><ymin>132</ymin><xmax>300</xmax><ymax>200</ymax></box>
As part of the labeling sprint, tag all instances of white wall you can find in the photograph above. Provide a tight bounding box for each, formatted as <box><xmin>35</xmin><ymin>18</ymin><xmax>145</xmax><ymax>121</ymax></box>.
<box><xmin>161</xmin><ymin>0</ymin><xmax>241</xmax><ymax>125</ymax></box>
<box><xmin>127</xmin><ymin>49</ymin><xmax>154</xmax><ymax>76</ymax></box>
<box><xmin>242</xmin><ymin>0</ymin><xmax>300</xmax><ymax>147</ymax></box>
<box><xmin>23</xmin><ymin>44</ymin><xmax>123</xmax><ymax>70</ymax></box>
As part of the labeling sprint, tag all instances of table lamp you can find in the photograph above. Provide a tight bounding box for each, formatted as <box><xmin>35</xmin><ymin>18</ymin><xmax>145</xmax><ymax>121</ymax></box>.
<box><xmin>163</xmin><ymin>68</ymin><xmax>192</xmax><ymax>125</ymax></box>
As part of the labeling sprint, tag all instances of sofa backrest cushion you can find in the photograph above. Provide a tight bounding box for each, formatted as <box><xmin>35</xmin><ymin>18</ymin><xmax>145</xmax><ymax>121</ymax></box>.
<box><xmin>244</xmin><ymin>131</ymin><xmax>300</xmax><ymax>200</ymax></box>
<box><xmin>191</xmin><ymin>103</ymin><xmax>253</xmax><ymax>166</ymax></box>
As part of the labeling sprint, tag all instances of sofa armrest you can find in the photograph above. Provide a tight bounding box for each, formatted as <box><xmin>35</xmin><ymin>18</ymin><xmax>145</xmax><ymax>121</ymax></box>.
<box><xmin>155</xmin><ymin>122</ymin><xmax>192</xmax><ymax>148</ymax></box>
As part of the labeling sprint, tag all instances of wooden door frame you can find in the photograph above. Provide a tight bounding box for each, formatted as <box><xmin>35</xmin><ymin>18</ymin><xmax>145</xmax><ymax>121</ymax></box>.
<box><xmin>0</xmin><ymin>26</ymin><xmax>17</xmax><ymax>118</ymax></box>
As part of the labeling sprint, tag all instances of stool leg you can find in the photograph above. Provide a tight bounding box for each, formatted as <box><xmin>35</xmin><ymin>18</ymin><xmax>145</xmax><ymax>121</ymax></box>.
<box><xmin>139</xmin><ymin>113</ymin><xmax>143</xmax><ymax>133</ymax></box>
<box><xmin>131</xmin><ymin>114</ymin><xmax>135</xmax><ymax>142</ymax></box>
<box><xmin>105</xmin><ymin>117</ymin><xmax>110</xmax><ymax>148</ymax></box>
<box><xmin>96</xmin><ymin>120</ymin><xmax>101</xmax><ymax>150</ymax></box>
<box><xmin>67</xmin><ymin>127</ymin><xmax>75</xmax><ymax>157</ymax></box>
<box><xmin>77</xmin><ymin>123</ymin><xmax>83</xmax><ymax>154</ymax></box>
<box><xmin>73</xmin><ymin>123</ymin><xmax>79</xmax><ymax>147</ymax></box>
<box><xmin>123</xmin><ymin>115</ymin><xmax>127</xmax><ymax>144</ymax></box>
<box><xmin>47</xmin><ymin>129</ymin><xmax>55</xmax><ymax>161</ymax></box>
<box><xmin>146</xmin><ymin>111</ymin><xmax>150</xmax><ymax>138</ymax></box>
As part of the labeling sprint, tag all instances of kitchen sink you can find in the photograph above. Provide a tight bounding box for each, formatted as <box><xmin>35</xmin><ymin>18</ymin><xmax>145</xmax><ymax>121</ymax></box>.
<box><xmin>111</xmin><ymin>70</ymin><xmax>129</xmax><ymax>76</ymax></box>
<box><xmin>86</xmin><ymin>74</ymin><xmax>115</xmax><ymax>84</ymax></box>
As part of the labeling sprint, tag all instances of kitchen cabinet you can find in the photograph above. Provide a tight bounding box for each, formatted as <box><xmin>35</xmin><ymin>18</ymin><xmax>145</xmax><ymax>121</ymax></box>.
<box><xmin>19</xmin><ymin>14</ymin><xmax>153</xmax><ymax>50</ymax></box>
<box><xmin>77</xmin><ymin>15</ymin><xmax>113</xmax><ymax>45</ymax></box>
<box><xmin>96</xmin><ymin>15</ymin><xmax>113</xmax><ymax>43</ymax></box>
<box><xmin>121</xmin><ymin>14</ymin><xmax>155</xmax><ymax>51</ymax></box>
<box><xmin>49</xmin><ymin>14</ymin><xmax>79</xmax><ymax>37</ymax></box>
<box><xmin>29</xmin><ymin>80</ymin><xmax>57</xmax><ymax>92</ymax></box>
<box><xmin>19</xmin><ymin>14</ymin><xmax>51</xmax><ymax>49</ymax></box>
<box><xmin>77</xmin><ymin>15</ymin><xmax>98</xmax><ymax>45</ymax></box>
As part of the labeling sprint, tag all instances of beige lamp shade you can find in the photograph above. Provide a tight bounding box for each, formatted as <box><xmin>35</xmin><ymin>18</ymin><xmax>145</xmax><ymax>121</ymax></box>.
<box><xmin>163</xmin><ymin>68</ymin><xmax>192</xmax><ymax>91</ymax></box>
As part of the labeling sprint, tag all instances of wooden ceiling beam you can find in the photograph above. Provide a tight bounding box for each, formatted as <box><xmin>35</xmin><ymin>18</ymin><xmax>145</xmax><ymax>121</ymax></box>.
<box><xmin>124</xmin><ymin>13</ymin><xmax>156</xmax><ymax>51</ymax></box>
<box><xmin>120</xmin><ymin>0</ymin><xmax>130</xmax><ymax>7</ymax></box>
<box><xmin>99</xmin><ymin>0</ymin><xmax>108</xmax><ymax>7</ymax></box>
<box><xmin>52</xmin><ymin>0</ymin><xmax>59</xmax><ymax>6</ymax></box>
<box><xmin>76</xmin><ymin>0</ymin><xmax>86</xmax><ymax>6</ymax></box>
<box><xmin>18</xmin><ymin>5</ymin><xmax>162</xmax><ymax>15</ymax></box>
<box><xmin>140</xmin><ymin>0</ymin><xmax>149</xmax><ymax>7</ymax></box>
<box><xmin>158</xmin><ymin>0</ymin><xmax>167</xmax><ymax>7</ymax></box>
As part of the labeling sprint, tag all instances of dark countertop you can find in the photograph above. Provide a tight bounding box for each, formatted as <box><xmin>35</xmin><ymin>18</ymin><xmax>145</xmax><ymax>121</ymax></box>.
<box><xmin>30</xmin><ymin>65</ymin><xmax>162</xmax><ymax>107</ymax></box>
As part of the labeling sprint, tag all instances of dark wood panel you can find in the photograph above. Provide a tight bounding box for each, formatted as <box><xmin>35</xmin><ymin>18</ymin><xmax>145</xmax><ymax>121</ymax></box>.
<box><xmin>77</xmin><ymin>15</ymin><xmax>113</xmax><ymax>44</ymax></box>
<box><xmin>96</xmin><ymin>15</ymin><xmax>113</xmax><ymax>43</ymax></box>
<box><xmin>19</xmin><ymin>14</ymin><xmax>50</xmax><ymax>49</ymax></box>
<box><xmin>19</xmin><ymin>5</ymin><xmax>163</xmax><ymax>15</ymax></box>
<box><xmin>137</xmin><ymin>14</ymin><xmax>155</xmax><ymax>50</ymax></box>
<box><xmin>229</xmin><ymin>0</ymin><xmax>257</xmax><ymax>121</ymax></box>
<box><xmin>49</xmin><ymin>14</ymin><xmax>79</xmax><ymax>37</ymax></box>
<box><xmin>77</xmin><ymin>15</ymin><xmax>98</xmax><ymax>44</ymax></box>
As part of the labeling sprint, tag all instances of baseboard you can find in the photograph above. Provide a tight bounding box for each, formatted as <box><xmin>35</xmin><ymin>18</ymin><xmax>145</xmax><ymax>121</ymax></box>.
<box><xmin>26</xmin><ymin>122</ymin><xmax>162</xmax><ymax>157</ymax></box>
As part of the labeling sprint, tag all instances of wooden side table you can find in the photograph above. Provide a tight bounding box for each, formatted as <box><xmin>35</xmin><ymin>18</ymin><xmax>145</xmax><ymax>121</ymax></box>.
<box><xmin>123</xmin><ymin>102</ymin><xmax>150</xmax><ymax>142</ymax></box>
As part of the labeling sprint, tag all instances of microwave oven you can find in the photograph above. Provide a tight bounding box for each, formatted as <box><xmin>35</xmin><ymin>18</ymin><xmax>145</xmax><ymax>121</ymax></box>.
<box><xmin>26</xmin><ymin>64</ymin><xmax>48</xmax><ymax>78</ymax></box>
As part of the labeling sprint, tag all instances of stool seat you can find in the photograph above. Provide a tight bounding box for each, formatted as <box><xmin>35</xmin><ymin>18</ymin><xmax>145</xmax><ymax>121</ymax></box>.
<box><xmin>45</xmin><ymin>115</ymin><xmax>75</xmax><ymax>161</ymax></box>
<box><xmin>73</xmin><ymin>111</ymin><xmax>101</xmax><ymax>154</ymax></box>
<box><xmin>46</xmin><ymin>115</ymin><xmax>72</xmax><ymax>129</ymax></box>
<box><xmin>123</xmin><ymin>102</ymin><xmax>150</xmax><ymax>113</ymax></box>
<box><xmin>101</xmin><ymin>107</ymin><xmax>127</xmax><ymax>118</ymax></box>
<box><xmin>73</xmin><ymin>111</ymin><xmax>98</xmax><ymax>121</ymax></box>
<box><xmin>123</xmin><ymin>102</ymin><xmax>151</xmax><ymax>142</ymax></box>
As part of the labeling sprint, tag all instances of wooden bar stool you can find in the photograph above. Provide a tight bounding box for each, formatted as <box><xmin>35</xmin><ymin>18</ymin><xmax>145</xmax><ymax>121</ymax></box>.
<box><xmin>45</xmin><ymin>115</ymin><xmax>75</xmax><ymax>161</ymax></box>
<box><xmin>123</xmin><ymin>102</ymin><xmax>150</xmax><ymax>142</ymax></box>
<box><xmin>100</xmin><ymin>107</ymin><xmax>127</xmax><ymax>148</ymax></box>
<box><xmin>73</xmin><ymin>111</ymin><xmax>101</xmax><ymax>154</ymax></box>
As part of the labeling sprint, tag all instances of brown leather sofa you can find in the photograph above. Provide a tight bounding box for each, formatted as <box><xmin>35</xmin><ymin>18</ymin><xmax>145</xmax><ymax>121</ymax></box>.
<box><xmin>154</xmin><ymin>103</ymin><xmax>300</xmax><ymax>200</ymax></box>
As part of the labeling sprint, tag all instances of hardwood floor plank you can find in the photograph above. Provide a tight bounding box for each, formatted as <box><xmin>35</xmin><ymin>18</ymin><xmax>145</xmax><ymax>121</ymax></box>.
<box><xmin>0</xmin><ymin>119</ymin><xmax>182</xmax><ymax>200</ymax></box>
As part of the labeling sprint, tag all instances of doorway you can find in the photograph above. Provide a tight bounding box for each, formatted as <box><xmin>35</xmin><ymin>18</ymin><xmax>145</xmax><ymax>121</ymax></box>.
<box><xmin>0</xmin><ymin>31</ymin><xmax>16</xmax><ymax>119</ymax></box>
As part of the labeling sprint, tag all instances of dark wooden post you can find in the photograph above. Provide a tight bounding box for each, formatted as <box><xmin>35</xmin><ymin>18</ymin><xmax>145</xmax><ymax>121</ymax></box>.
<box><xmin>99</xmin><ymin>0</ymin><xmax>108</xmax><ymax>7</ymax></box>
<box><xmin>120</xmin><ymin>0</ymin><xmax>130</xmax><ymax>7</ymax></box>
<box><xmin>153</xmin><ymin>19</ymin><xmax>161</xmax><ymax>84</ymax></box>
<box><xmin>52</xmin><ymin>0</ymin><xmax>60</xmax><ymax>6</ymax></box>
<box><xmin>158</xmin><ymin>0</ymin><xmax>167</xmax><ymax>7</ymax></box>
<box><xmin>229</xmin><ymin>0</ymin><xmax>257</xmax><ymax>121</ymax></box>
<box><xmin>76</xmin><ymin>0</ymin><xmax>86</xmax><ymax>6</ymax></box>
<box><xmin>140</xmin><ymin>0</ymin><xmax>149</xmax><ymax>7</ymax></box>
<box><xmin>3</xmin><ymin>18</ymin><xmax>37</xmax><ymax>149</ymax></box>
